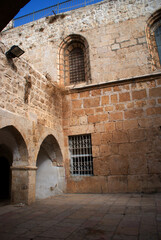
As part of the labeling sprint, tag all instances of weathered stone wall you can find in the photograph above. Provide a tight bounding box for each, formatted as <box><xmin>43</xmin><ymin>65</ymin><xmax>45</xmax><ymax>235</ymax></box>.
<box><xmin>0</xmin><ymin>42</ymin><xmax>65</xmax><ymax>204</ymax></box>
<box><xmin>63</xmin><ymin>74</ymin><xmax>161</xmax><ymax>193</ymax></box>
<box><xmin>1</xmin><ymin>0</ymin><xmax>161</xmax><ymax>85</ymax></box>
<box><xmin>0</xmin><ymin>0</ymin><xmax>161</xmax><ymax>200</ymax></box>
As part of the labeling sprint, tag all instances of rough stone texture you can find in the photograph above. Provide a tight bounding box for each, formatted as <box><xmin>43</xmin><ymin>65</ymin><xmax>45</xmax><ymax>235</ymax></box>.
<box><xmin>1</xmin><ymin>0</ymin><xmax>161</xmax><ymax>84</ymax></box>
<box><xmin>64</xmin><ymin>75</ymin><xmax>161</xmax><ymax>193</ymax></box>
<box><xmin>0</xmin><ymin>0</ymin><xmax>161</xmax><ymax>203</ymax></box>
<box><xmin>0</xmin><ymin>42</ymin><xmax>65</xmax><ymax>204</ymax></box>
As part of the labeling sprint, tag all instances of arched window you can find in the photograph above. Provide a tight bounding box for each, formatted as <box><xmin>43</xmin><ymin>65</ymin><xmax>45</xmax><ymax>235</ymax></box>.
<box><xmin>146</xmin><ymin>8</ymin><xmax>161</xmax><ymax>70</ymax></box>
<box><xmin>58</xmin><ymin>34</ymin><xmax>91</xmax><ymax>85</ymax></box>
<box><xmin>155</xmin><ymin>25</ymin><xmax>161</xmax><ymax>63</ymax></box>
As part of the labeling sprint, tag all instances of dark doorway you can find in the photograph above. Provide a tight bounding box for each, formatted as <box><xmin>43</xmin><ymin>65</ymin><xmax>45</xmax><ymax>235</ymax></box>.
<box><xmin>0</xmin><ymin>157</ymin><xmax>11</xmax><ymax>201</ymax></box>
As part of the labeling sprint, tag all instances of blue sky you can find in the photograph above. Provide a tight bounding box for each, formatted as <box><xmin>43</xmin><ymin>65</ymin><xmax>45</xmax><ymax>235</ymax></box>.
<box><xmin>15</xmin><ymin>0</ymin><xmax>65</xmax><ymax>18</ymax></box>
<box><xmin>14</xmin><ymin>0</ymin><xmax>102</xmax><ymax>27</ymax></box>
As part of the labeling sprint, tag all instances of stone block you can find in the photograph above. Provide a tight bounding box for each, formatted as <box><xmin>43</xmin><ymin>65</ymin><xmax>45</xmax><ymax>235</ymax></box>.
<box><xmin>92</xmin><ymin>133</ymin><xmax>101</xmax><ymax>146</ymax></box>
<box><xmin>123</xmin><ymin>119</ymin><xmax>138</xmax><ymax>130</ymax></box>
<box><xmin>110</xmin><ymin>112</ymin><xmax>123</xmax><ymax>121</ymax></box>
<box><xmin>100</xmin><ymin>144</ymin><xmax>110</xmax><ymax>157</ymax></box>
<box><xmin>132</xmin><ymin>89</ymin><xmax>147</xmax><ymax>100</ymax></box>
<box><xmin>80</xmin><ymin>91</ymin><xmax>90</xmax><ymax>98</ymax></box>
<box><xmin>105</xmin><ymin>106</ymin><xmax>115</xmax><ymax>112</ymax></box>
<box><xmin>80</xmin><ymin>116</ymin><xmax>88</xmax><ymax>125</ymax></box>
<box><xmin>101</xmin><ymin>133</ymin><xmax>113</xmax><ymax>144</ymax></box>
<box><xmin>104</xmin><ymin>122</ymin><xmax>115</xmax><ymax>132</ymax></box>
<box><xmin>112</xmin><ymin>131</ymin><xmax>129</xmax><ymax>143</ymax></box>
<box><xmin>129</xmin><ymin>129</ymin><xmax>146</xmax><ymax>142</ymax></box>
<box><xmin>119</xmin><ymin>92</ymin><xmax>130</xmax><ymax>102</ymax></box>
<box><xmin>111</xmin><ymin>43</ymin><xmax>120</xmax><ymax>51</ymax></box>
<box><xmin>83</xmin><ymin>97</ymin><xmax>100</xmax><ymax>108</ymax></box>
<box><xmin>91</xmin><ymin>89</ymin><xmax>101</xmax><ymax>96</ymax></box>
<box><xmin>72</xmin><ymin>100</ymin><xmax>82</xmax><ymax>109</ymax></box>
<box><xmin>94</xmin><ymin>123</ymin><xmax>105</xmax><ymax>133</ymax></box>
<box><xmin>110</xmin><ymin>94</ymin><xmax>118</xmax><ymax>104</ymax></box>
<box><xmin>124</xmin><ymin>109</ymin><xmax>144</xmax><ymax>119</ymax></box>
<box><xmin>134</xmin><ymin>100</ymin><xmax>146</xmax><ymax>108</ymax></box>
<box><xmin>101</xmin><ymin>96</ymin><xmax>109</xmax><ymax>105</ymax></box>
<box><xmin>146</xmin><ymin>107</ymin><xmax>161</xmax><ymax>116</ymax></box>
<box><xmin>115</xmin><ymin>104</ymin><xmax>125</xmax><ymax>111</ymax></box>
<box><xmin>93</xmin><ymin>157</ymin><xmax>110</xmax><ymax>176</ymax></box>
<box><xmin>84</xmin><ymin>108</ymin><xmax>94</xmax><ymax>115</ymax></box>
<box><xmin>108</xmin><ymin>176</ymin><xmax>128</xmax><ymax>193</ymax></box>
<box><xmin>95</xmin><ymin>107</ymin><xmax>104</xmax><ymax>113</ymax></box>
<box><xmin>149</xmin><ymin>87</ymin><xmax>161</xmax><ymax>97</ymax></box>
<box><xmin>92</xmin><ymin>146</ymin><xmax>100</xmax><ymax>157</ymax></box>
<box><xmin>108</xmin><ymin>155</ymin><xmax>129</xmax><ymax>175</ymax></box>
<box><xmin>71</xmin><ymin>93</ymin><xmax>79</xmax><ymax>99</ymax></box>
<box><xmin>119</xmin><ymin>143</ymin><xmax>135</xmax><ymax>154</ymax></box>
<box><xmin>128</xmin><ymin>153</ymin><xmax>148</xmax><ymax>174</ymax></box>
<box><xmin>115</xmin><ymin>121</ymin><xmax>123</xmax><ymax>130</ymax></box>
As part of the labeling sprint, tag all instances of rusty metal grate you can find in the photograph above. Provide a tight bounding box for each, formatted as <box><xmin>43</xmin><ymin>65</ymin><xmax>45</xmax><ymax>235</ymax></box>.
<box><xmin>69</xmin><ymin>47</ymin><xmax>85</xmax><ymax>84</ymax></box>
<box><xmin>69</xmin><ymin>134</ymin><xmax>93</xmax><ymax>175</ymax></box>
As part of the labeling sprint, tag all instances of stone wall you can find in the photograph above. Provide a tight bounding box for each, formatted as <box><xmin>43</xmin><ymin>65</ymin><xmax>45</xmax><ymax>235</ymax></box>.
<box><xmin>63</xmin><ymin>74</ymin><xmax>161</xmax><ymax>193</ymax></box>
<box><xmin>0</xmin><ymin>0</ymin><xmax>161</xmax><ymax>201</ymax></box>
<box><xmin>1</xmin><ymin>0</ymin><xmax>161</xmax><ymax>85</ymax></box>
<box><xmin>0</xmin><ymin>42</ymin><xmax>65</xmax><ymax>204</ymax></box>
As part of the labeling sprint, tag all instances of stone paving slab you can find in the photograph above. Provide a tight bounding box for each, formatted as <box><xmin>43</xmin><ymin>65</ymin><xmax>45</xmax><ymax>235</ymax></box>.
<box><xmin>0</xmin><ymin>193</ymin><xmax>160</xmax><ymax>240</ymax></box>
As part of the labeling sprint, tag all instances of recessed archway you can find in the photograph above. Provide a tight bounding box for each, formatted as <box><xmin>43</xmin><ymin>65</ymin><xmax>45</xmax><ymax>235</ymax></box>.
<box><xmin>0</xmin><ymin>125</ymin><xmax>28</xmax><ymax>204</ymax></box>
<box><xmin>36</xmin><ymin>134</ymin><xmax>65</xmax><ymax>199</ymax></box>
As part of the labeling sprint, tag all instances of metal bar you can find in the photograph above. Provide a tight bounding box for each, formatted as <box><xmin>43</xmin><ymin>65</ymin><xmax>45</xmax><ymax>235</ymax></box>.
<box><xmin>13</xmin><ymin>0</ymin><xmax>103</xmax><ymax>27</ymax></box>
<box><xmin>69</xmin><ymin>134</ymin><xmax>93</xmax><ymax>176</ymax></box>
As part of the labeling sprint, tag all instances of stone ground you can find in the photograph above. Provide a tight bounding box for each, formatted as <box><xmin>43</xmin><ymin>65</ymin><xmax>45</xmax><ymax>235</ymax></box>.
<box><xmin>0</xmin><ymin>193</ymin><xmax>161</xmax><ymax>240</ymax></box>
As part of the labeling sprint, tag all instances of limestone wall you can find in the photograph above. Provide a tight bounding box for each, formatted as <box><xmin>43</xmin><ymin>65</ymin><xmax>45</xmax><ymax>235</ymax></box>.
<box><xmin>0</xmin><ymin>42</ymin><xmax>65</xmax><ymax>204</ymax></box>
<box><xmin>63</xmin><ymin>74</ymin><xmax>161</xmax><ymax>193</ymax></box>
<box><xmin>1</xmin><ymin>0</ymin><xmax>161</xmax><ymax>85</ymax></box>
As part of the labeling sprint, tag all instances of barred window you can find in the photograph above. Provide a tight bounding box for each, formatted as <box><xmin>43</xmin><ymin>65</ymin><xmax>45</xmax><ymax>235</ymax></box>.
<box><xmin>69</xmin><ymin>134</ymin><xmax>93</xmax><ymax>176</ymax></box>
<box><xmin>59</xmin><ymin>34</ymin><xmax>91</xmax><ymax>86</ymax></box>
<box><xmin>69</xmin><ymin>47</ymin><xmax>85</xmax><ymax>84</ymax></box>
<box><xmin>146</xmin><ymin>9</ymin><xmax>161</xmax><ymax>69</ymax></box>
<box><xmin>155</xmin><ymin>25</ymin><xmax>161</xmax><ymax>64</ymax></box>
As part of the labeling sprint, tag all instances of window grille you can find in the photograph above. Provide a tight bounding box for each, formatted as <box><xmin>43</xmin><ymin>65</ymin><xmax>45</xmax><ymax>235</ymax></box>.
<box><xmin>69</xmin><ymin>47</ymin><xmax>85</xmax><ymax>84</ymax></box>
<box><xmin>69</xmin><ymin>134</ymin><xmax>93</xmax><ymax>175</ymax></box>
<box><xmin>155</xmin><ymin>25</ymin><xmax>161</xmax><ymax>64</ymax></box>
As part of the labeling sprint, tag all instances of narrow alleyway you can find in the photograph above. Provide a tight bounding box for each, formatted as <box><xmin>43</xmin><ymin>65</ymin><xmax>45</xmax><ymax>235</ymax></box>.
<box><xmin>0</xmin><ymin>193</ymin><xmax>160</xmax><ymax>240</ymax></box>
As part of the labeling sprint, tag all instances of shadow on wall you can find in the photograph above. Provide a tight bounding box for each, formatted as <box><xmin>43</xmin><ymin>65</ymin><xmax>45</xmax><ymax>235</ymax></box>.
<box><xmin>0</xmin><ymin>125</ymin><xmax>28</xmax><ymax>203</ymax></box>
<box><xmin>36</xmin><ymin>134</ymin><xmax>65</xmax><ymax>199</ymax></box>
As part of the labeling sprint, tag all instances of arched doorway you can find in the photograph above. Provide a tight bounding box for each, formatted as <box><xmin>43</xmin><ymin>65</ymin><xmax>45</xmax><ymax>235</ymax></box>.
<box><xmin>0</xmin><ymin>126</ymin><xmax>28</xmax><ymax>204</ymax></box>
<box><xmin>0</xmin><ymin>157</ymin><xmax>10</xmax><ymax>200</ymax></box>
<box><xmin>0</xmin><ymin>144</ymin><xmax>13</xmax><ymax>204</ymax></box>
<box><xmin>36</xmin><ymin>135</ymin><xmax>65</xmax><ymax>199</ymax></box>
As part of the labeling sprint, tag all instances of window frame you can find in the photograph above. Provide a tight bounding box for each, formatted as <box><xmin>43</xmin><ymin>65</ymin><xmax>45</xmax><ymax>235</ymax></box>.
<box><xmin>146</xmin><ymin>9</ymin><xmax>161</xmax><ymax>70</ymax></box>
<box><xmin>58</xmin><ymin>34</ymin><xmax>91</xmax><ymax>86</ymax></box>
<box><xmin>68</xmin><ymin>134</ymin><xmax>93</xmax><ymax>176</ymax></box>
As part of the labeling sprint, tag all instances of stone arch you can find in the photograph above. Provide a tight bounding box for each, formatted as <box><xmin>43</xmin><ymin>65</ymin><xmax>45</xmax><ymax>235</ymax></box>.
<box><xmin>58</xmin><ymin>34</ymin><xmax>91</xmax><ymax>85</ymax></box>
<box><xmin>0</xmin><ymin>125</ymin><xmax>29</xmax><ymax>203</ymax></box>
<box><xmin>36</xmin><ymin>134</ymin><xmax>65</xmax><ymax>199</ymax></box>
<box><xmin>146</xmin><ymin>8</ymin><xmax>161</xmax><ymax>70</ymax></box>
<box><xmin>0</xmin><ymin>125</ymin><xmax>28</xmax><ymax>165</ymax></box>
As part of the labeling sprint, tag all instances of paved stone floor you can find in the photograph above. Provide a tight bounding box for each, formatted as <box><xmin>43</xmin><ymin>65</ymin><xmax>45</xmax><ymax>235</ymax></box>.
<box><xmin>0</xmin><ymin>193</ymin><xmax>161</xmax><ymax>240</ymax></box>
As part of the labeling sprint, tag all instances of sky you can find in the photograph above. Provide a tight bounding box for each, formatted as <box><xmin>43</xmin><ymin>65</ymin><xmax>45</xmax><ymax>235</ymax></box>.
<box><xmin>14</xmin><ymin>0</ymin><xmax>102</xmax><ymax>27</ymax></box>
<box><xmin>15</xmin><ymin>0</ymin><xmax>65</xmax><ymax>18</ymax></box>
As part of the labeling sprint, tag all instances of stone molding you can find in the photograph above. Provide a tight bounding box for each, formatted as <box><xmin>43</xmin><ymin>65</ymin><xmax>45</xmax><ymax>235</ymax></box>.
<box><xmin>11</xmin><ymin>166</ymin><xmax>37</xmax><ymax>171</ymax></box>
